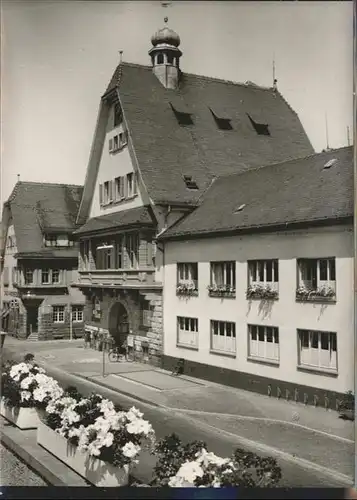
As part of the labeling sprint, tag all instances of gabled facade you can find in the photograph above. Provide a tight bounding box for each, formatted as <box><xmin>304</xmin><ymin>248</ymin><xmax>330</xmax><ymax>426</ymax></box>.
<box><xmin>0</xmin><ymin>182</ymin><xmax>85</xmax><ymax>341</ymax></box>
<box><xmin>73</xmin><ymin>19</ymin><xmax>315</xmax><ymax>366</ymax></box>
<box><xmin>158</xmin><ymin>146</ymin><xmax>354</xmax><ymax>405</ymax></box>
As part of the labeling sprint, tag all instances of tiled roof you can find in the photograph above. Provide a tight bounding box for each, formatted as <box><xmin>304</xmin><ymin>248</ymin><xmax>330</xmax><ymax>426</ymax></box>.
<box><xmin>109</xmin><ymin>63</ymin><xmax>314</xmax><ymax>205</ymax></box>
<box><xmin>159</xmin><ymin>146</ymin><xmax>353</xmax><ymax>240</ymax></box>
<box><xmin>74</xmin><ymin>206</ymin><xmax>154</xmax><ymax>236</ymax></box>
<box><xmin>6</xmin><ymin>182</ymin><xmax>83</xmax><ymax>255</ymax></box>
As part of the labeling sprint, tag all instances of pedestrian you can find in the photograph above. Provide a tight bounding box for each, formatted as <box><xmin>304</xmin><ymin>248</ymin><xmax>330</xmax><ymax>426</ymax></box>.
<box><xmin>90</xmin><ymin>330</ymin><xmax>94</xmax><ymax>349</ymax></box>
<box><xmin>84</xmin><ymin>330</ymin><xmax>90</xmax><ymax>349</ymax></box>
<box><xmin>93</xmin><ymin>330</ymin><xmax>98</xmax><ymax>350</ymax></box>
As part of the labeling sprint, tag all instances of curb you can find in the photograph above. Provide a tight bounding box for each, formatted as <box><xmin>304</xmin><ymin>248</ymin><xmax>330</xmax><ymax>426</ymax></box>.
<box><xmin>75</xmin><ymin>373</ymin><xmax>163</xmax><ymax>408</ymax></box>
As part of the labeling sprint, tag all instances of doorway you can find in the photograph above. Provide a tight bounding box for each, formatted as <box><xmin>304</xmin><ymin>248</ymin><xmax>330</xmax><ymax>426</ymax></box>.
<box><xmin>108</xmin><ymin>302</ymin><xmax>130</xmax><ymax>347</ymax></box>
<box><xmin>26</xmin><ymin>306</ymin><xmax>39</xmax><ymax>337</ymax></box>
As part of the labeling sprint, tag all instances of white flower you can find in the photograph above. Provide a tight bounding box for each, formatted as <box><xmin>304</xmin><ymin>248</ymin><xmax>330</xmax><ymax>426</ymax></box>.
<box><xmin>20</xmin><ymin>390</ymin><xmax>31</xmax><ymax>401</ymax></box>
<box><xmin>20</xmin><ymin>375</ymin><xmax>35</xmax><ymax>389</ymax></box>
<box><xmin>33</xmin><ymin>387</ymin><xmax>47</xmax><ymax>402</ymax></box>
<box><xmin>168</xmin><ymin>475</ymin><xmax>190</xmax><ymax>487</ymax></box>
<box><xmin>196</xmin><ymin>448</ymin><xmax>230</xmax><ymax>467</ymax></box>
<box><xmin>175</xmin><ymin>460</ymin><xmax>204</xmax><ymax>484</ymax></box>
<box><xmin>10</xmin><ymin>363</ymin><xmax>30</xmax><ymax>381</ymax></box>
<box><xmin>122</xmin><ymin>441</ymin><xmax>141</xmax><ymax>459</ymax></box>
<box><xmin>126</xmin><ymin>418</ymin><xmax>153</xmax><ymax>436</ymax></box>
<box><xmin>126</xmin><ymin>406</ymin><xmax>144</xmax><ymax>421</ymax></box>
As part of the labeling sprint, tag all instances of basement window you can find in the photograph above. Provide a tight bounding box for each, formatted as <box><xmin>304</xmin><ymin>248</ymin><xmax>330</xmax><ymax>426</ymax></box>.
<box><xmin>209</xmin><ymin>108</ymin><xmax>233</xmax><ymax>130</ymax></box>
<box><xmin>170</xmin><ymin>103</ymin><xmax>194</xmax><ymax>126</ymax></box>
<box><xmin>183</xmin><ymin>175</ymin><xmax>198</xmax><ymax>190</ymax></box>
<box><xmin>247</xmin><ymin>114</ymin><xmax>270</xmax><ymax>136</ymax></box>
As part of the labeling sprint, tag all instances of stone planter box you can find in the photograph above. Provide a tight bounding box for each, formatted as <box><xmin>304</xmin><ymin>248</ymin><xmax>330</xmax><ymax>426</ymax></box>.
<box><xmin>37</xmin><ymin>421</ymin><xmax>129</xmax><ymax>487</ymax></box>
<box><xmin>0</xmin><ymin>400</ymin><xmax>43</xmax><ymax>430</ymax></box>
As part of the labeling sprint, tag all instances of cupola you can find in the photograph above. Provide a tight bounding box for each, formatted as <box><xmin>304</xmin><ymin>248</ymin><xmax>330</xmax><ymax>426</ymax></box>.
<box><xmin>148</xmin><ymin>17</ymin><xmax>182</xmax><ymax>90</ymax></box>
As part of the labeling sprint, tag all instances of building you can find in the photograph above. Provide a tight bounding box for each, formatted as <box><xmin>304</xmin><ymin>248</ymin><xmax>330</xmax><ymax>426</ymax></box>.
<box><xmin>158</xmin><ymin>146</ymin><xmax>354</xmax><ymax>405</ymax></box>
<box><xmin>73</xmin><ymin>18</ymin><xmax>315</xmax><ymax>366</ymax></box>
<box><xmin>0</xmin><ymin>181</ymin><xmax>85</xmax><ymax>341</ymax></box>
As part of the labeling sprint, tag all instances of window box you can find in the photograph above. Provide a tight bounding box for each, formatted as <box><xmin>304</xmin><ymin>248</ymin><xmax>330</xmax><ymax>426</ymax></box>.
<box><xmin>209</xmin><ymin>262</ymin><xmax>236</xmax><ymax>298</ymax></box>
<box><xmin>207</xmin><ymin>284</ymin><xmax>235</xmax><ymax>298</ymax></box>
<box><xmin>246</xmin><ymin>284</ymin><xmax>278</xmax><ymax>300</ymax></box>
<box><xmin>297</xmin><ymin>329</ymin><xmax>337</xmax><ymax>373</ymax></box>
<box><xmin>297</xmin><ymin>258</ymin><xmax>336</xmax><ymax>302</ymax></box>
<box><xmin>176</xmin><ymin>281</ymin><xmax>198</xmax><ymax>297</ymax></box>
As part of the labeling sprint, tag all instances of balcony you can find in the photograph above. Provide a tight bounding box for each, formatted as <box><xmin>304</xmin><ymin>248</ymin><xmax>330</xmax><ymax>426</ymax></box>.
<box><xmin>76</xmin><ymin>267</ymin><xmax>160</xmax><ymax>289</ymax></box>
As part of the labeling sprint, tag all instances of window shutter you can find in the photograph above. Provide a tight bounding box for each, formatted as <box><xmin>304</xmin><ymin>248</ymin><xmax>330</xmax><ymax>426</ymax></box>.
<box><xmin>99</xmin><ymin>184</ymin><xmax>103</xmax><ymax>206</ymax></box>
<box><xmin>124</xmin><ymin>175</ymin><xmax>128</xmax><ymax>199</ymax></box>
<box><xmin>109</xmin><ymin>138</ymin><xmax>113</xmax><ymax>152</ymax></box>
<box><xmin>110</xmin><ymin>180</ymin><xmax>114</xmax><ymax>202</ymax></box>
<box><xmin>133</xmin><ymin>173</ymin><xmax>138</xmax><ymax>195</ymax></box>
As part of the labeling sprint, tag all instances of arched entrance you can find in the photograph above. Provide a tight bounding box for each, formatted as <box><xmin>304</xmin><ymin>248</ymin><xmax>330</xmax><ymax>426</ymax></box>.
<box><xmin>108</xmin><ymin>302</ymin><xmax>130</xmax><ymax>347</ymax></box>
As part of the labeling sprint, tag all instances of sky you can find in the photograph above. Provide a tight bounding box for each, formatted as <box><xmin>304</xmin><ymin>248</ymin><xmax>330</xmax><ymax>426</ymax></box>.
<box><xmin>1</xmin><ymin>0</ymin><xmax>354</xmax><ymax>202</ymax></box>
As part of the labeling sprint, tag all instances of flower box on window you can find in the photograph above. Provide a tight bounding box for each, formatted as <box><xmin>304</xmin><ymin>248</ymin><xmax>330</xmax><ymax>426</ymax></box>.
<box><xmin>0</xmin><ymin>400</ymin><xmax>43</xmax><ymax>430</ymax></box>
<box><xmin>296</xmin><ymin>285</ymin><xmax>336</xmax><ymax>302</ymax></box>
<box><xmin>246</xmin><ymin>284</ymin><xmax>279</xmax><ymax>301</ymax></box>
<box><xmin>37</xmin><ymin>421</ymin><xmax>129</xmax><ymax>487</ymax></box>
<box><xmin>207</xmin><ymin>284</ymin><xmax>235</xmax><ymax>298</ymax></box>
<box><xmin>176</xmin><ymin>280</ymin><xmax>198</xmax><ymax>297</ymax></box>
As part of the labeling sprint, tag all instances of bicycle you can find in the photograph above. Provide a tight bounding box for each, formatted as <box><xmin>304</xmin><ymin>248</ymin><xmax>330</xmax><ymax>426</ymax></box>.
<box><xmin>108</xmin><ymin>345</ymin><xmax>135</xmax><ymax>363</ymax></box>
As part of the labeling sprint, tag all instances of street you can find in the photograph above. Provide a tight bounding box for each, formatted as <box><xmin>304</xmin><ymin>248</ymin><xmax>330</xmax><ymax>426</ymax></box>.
<box><xmin>0</xmin><ymin>443</ymin><xmax>47</xmax><ymax>486</ymax></box>
<box><xmin>2</xmin><ymin>338</ymin><xmax>353</xmax><ymax>488</ymax></box>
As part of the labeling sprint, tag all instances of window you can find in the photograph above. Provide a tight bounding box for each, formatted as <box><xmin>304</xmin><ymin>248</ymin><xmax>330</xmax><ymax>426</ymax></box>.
<box><xmin>177</xmin><ymin>263</ymin><xmax>198</xmax><ymax>292</ymax></box>
<box><xmin>96</xmin><ymin>243</ymin><xmax>114</xmax><ymax>270</ymax></box>
<box><xmin>248</xmin><ymin>325</ymin><xmax>279</xmax><ymax>362</ymax></box>
<box><xmin>157</xmin><ymin>53</ymin><xmax>164</xmax><ymax>64</ymax></box>
<box><xmin>113</xmin><ymin>103</ymin><xmax>122</xmax><ymax>127</ymax></box>
<box><xmin>126</xmin><ymin>234</ymin><xmax>139</xmax><ymax>269</ymax></box>
<box><xmin>298</xmin><ymin>329</ymin><xmax>337</xmax><ymax>372</ymax></box>
<box><xmin>211</xmin><ymin>320</ymin><xmax>236</xmax><ymax>354</ymax></box>
<box><xmin>114</xmin><ymin>176</ymin><xmax>125</xmax><ymax>201</ymax></box>
<box><xmin>44</xmin><ymin>234</ymin><xmax>72</xmax><ymax>247</ymax></box>
<box><xmin>82</xmin><ymin>240</ymin><xmax>90</xmax><ymax>270</ymax></box>
<box><xmin>297</xmin><ymin>258</ymin><xmax>336</xmax><ymax>297</ymax></box>
<box><xmin>113</xmin><ymin>135</ymin><xmax>119</xmax><ymax>150</ymax></box>
<box><xmin>52</xmin><ymin>269</ymin><xmax>60</xmax><ymax>284</ymax></box>
<box><xmin>126</xmin><ymin>173</ymin><xmax>137</xmax><ymax>198</ymax></box>
<box><xmin>170</xmin><ymin>103</ymin><xmax>194</xmax><ymax>126</ymax></box>
<box><xmin>247</xmin><ymin>260</ymin><xmax>279</xmax><ymax>298</ymax></box>
<box><xmin>177</xmin><ymin>317</ymin><xmax>198</xmax><ymax>347</ymax></box>
<box><xmin>209</xmin><ymin>109</ymin><xmax>233</xmax><ymax>130</ymax></box>
<box><xmin>103</xmin><ymin>181</ymin><xmax>112</xmax><ymax>204</ymax></box>
<box><xmin>24</xmin><ymin>269</ymin><xmax>34</xmax><ymax>285</ymax></box>
<box><xmin>53</xmin><ymin>306</ymin><xmax>65</xmax><ymax>323</ymax></box>
<box><xmin>116</xmin><ymin>236</ymin><xmax>124</xmax><ymax>269</ymax></box>
<box><xmin>41</xmin><ymin>269</ymin><xmax>50</xmax><ymax>284</ymax></box>
<box><xmin>183</xmin><ymin>175</ymin><xmax>199</xmax><ymax>190</ymax></box>
<box><xmin>247</xmin><ymin>114</ymin><xmax>270</xmax><ymax>136</ymax></box>
<box><xmin>167</xmin><ymin>54</ymin><xmax>174</xmax><ymax>64</ymax></box>
<box><xmin>72</xmin><ymin>306</ymin><xmax>83</xmax><ymax>323</ymax></box>
<box><xmin>45</xmin><ymin>234</ymin><xmax>57</xmax><ymax>247</ymax></box>
<box><xmin>142</xmin><ymin>302</ymin><xmax>153</xmax><ymax>328</ymax></box>
<box><xmin>209</xmin><ymin>261</ymin><xmax>236</xmax><ymax>295</ymax></box>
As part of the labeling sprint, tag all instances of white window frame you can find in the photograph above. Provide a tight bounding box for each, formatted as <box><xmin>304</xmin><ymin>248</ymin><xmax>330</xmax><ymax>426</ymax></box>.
<box><xmin>103</xmin><ymin>181</ymin><xmax>113</xmax><ymax>205</ymax></box>
<box><xmin>52</xmin><ymin>269</ymin><xmax>60</xmax><ymax>284</ymax></box>
<box><xmin>53</xmin><ymin>305</ymin><xmax>65</xmax><ymax>323</ymax></box>
<box><xmin>177</xmin><ymin>263</ymin><xmax>198</xmax><ymax>289</ymax></box>
<box><xmin>298</xmin><ymin>329</ymin><xmax>337</xmax><ymax>372</ymax></box>
<box><xmin>248</xmin><ymin>260</ymin><xmax>279</xmax><ymax>290</ymax></box>
<box><xmin>126</xmin><ymin>233</ymin><xmax>139</xmax><ymax>269</ymax></box>
<box><xmin>126</xmin><ymin>173</ymin><xmax>137</xmax><ymax>198</ymax></box>
<box><xmin>298</xmin><ymin>258</ymin><xmax>336</xmax><ymax>292</ymax></box>
<box><xmin>72</xmin><ymin>306</ymin><xmax>83</xmax><ymax>323</ymax></box>
<box><xmin>177</xmin><ymin>316</ymin><xmax>198</xmax><ymax>348</ymax></box>
<box><xmin>114</xmin><ymin>176</ymin><xmax>125</xmax><ymax>201</ymax></box>
<box><xmin>24</xmin><ymin>269</ymin><xmax>34</xmax><ymax>285</ymax></box>
<box><xmin>210</xmin><ymin>261</ymin><xmax>236</xmax><ymax>289</ymax></box>
<box><xmin>248</xmin><ymin>324</ymin><xmax>279</xmax><ymax>362</ymax></box>
<box><xmin>41</xmin><ymin>269</ymin><xmax>50</xmax><ymax>284</ymax></box>
<box><xmin>210</xmin><ymin>320</ymin><xmax>236</xmax><ymax>354</ymax></box>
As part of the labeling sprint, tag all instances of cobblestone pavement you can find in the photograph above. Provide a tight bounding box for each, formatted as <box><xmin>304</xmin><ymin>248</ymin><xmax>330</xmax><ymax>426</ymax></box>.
<box><xmin>0</xmin><ymin>443</ymin><xmax>47</xmax><ymax>486</ymax></box>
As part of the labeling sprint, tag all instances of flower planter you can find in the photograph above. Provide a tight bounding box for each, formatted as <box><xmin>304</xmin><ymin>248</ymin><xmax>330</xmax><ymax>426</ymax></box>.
<box><xmin>37</xmin><ymin>421</ymin><xmax>129</xmax><ymax>487</ymax></box>
<box><xmin>0</xmin><ymin>400</ymin><xmax>43</xmax><ymax>430</ymax></box>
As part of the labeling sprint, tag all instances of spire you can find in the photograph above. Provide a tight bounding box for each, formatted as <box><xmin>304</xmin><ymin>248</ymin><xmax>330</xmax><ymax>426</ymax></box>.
<box><xmin>272</xmin><ymin>53</ymin><xmax>278</xmax><ymax>91</ymax></box>
<box><xmin>325</xmin><ymin>113</ymin><xmax>330</xmax><ymax>151</ymax></box>
<box><xmin>149</xmin><ymin>6</ymin><xmax>182</xmax><ymax>89</ymax></box>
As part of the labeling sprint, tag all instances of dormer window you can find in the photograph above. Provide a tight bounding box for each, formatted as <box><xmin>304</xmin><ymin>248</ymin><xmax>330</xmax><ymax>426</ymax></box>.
<box><xmin>170</xmin><ymin>102</ymin><xmax>194</xmax><ymax>126</ymax></box>
<box><xmin>209</xmin><ymin>108</ymin><xmax>233</xmax><ymax>131</ymax></box>
<box><xmin>183</xmin><ymin>175</ymin><xmax>198</xmax><ymax>190</ymax></box>
<box><xmin>113</xmin><ymin>103</ymin><xmax>122</xmax><ymax>127</ymax></box>
<box><xmin>109</xmin><ymin>132</ymin><xmax>127</xmax><ymax>154</ymax></box>
<box><xmin>247</xmin><ymin>114</ymin><xmax>270</xmax><ymax>136</ymax></box>
<box><xmin>44</xmin><ymin>234</ymin><xmax>73</xmax><ymax>247</ymax></box>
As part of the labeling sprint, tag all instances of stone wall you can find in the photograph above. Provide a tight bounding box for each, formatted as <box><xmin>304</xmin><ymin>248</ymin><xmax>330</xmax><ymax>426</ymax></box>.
<box><xmin>38</xmin><ymin>310</ymin><xmax>84</xmax><ymax>340</ymax></box>
<box><xmin>82</xmin><ymin>287</ymin><xmax>163</xmax><ymax>366</ymax></box>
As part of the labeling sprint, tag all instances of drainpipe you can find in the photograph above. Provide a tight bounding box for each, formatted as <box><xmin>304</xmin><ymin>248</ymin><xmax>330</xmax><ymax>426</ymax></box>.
<box><xmin>155</xmin><ymin>239</ymin><xmax>165</xmax><ymax>368</ymax></box>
